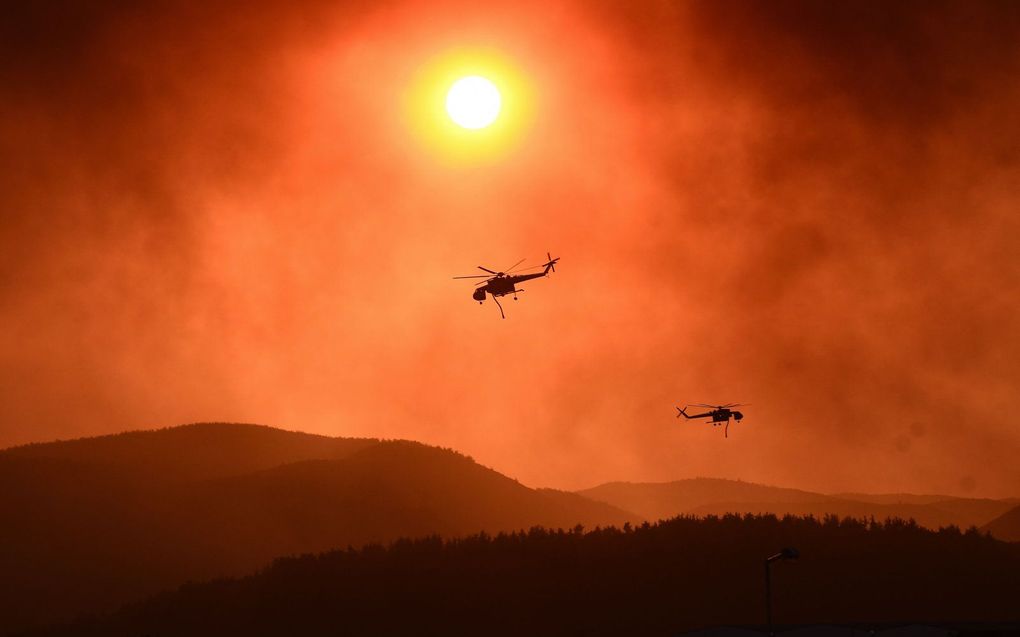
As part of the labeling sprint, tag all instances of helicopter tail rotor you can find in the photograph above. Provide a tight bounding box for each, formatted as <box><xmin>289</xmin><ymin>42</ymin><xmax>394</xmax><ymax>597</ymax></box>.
<box><xmin>544</xmin><ymin>252</ymin><xmax>559</xmax><ymax>274</ymax></box>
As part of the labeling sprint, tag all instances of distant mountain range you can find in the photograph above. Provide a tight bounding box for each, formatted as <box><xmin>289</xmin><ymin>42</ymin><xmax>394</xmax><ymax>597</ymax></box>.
<box><xmin>0</xmin><ymin>424</ymin><xmax>634</xmax><ymax>635</ymax></box>
<box><xmin>3</xmin><ymin>423</ymin><xmax>1016</xmax><ymax>635</ymax></box>
<box><xmin>577</xmin><ymin>479</ymin><xmax>1017</xmax><ymax>534</ymax></box>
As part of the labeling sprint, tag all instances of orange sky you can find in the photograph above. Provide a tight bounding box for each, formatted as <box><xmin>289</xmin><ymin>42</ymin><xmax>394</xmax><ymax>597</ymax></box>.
<box><xmin>1</xmin><ymin>0</ymin><xmax>1018</xmax><ymax>497</ymax></box>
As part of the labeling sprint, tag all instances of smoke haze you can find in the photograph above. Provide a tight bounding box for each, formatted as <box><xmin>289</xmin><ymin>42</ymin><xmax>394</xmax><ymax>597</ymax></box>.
<box><xmin>2</xmin><ymin>0</ymin><xmax>1018</xmax><ymax>496</ymax></box>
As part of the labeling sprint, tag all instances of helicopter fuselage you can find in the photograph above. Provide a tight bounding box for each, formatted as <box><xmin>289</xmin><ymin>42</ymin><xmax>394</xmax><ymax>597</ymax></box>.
<box><xmin>713</xmin><ymin>409</ymin><xmax>737</xmax><ymax>423</ymax></box>
<box><xmin>476</xmin><ymin>271</ymin><xmax>548</xmax><ymax>299</ymax></box>
<box><xmin>686</xmin><ymin>408</ymin><xmax>744</xmax><ymax>423</ymax></box>
<box><xmin>677</xmin><ymin>404</ymin><xmax>746</xmax><ymax>438</ymax></box>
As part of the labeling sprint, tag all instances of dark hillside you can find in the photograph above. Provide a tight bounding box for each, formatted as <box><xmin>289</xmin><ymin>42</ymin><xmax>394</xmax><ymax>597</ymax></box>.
<box><xmin>833</xmin><ymin>492</ymin><xmax>956</xmax><ymax>505</ymax></box>
<box><xmin>160</xmin><ymin>441</ymin><xmax>639</xmax><ymax>574</ymax></box>
<box><xmin>31</xmin><ymin>515</ymin><xmax>1020</xmax><ymax>637</ymax></box>
<box><xmin>0</xmin><ymin>426</ymin><xmax>635</xmax><ymax>635</ymax></box>
<box><xmin>981</xmin><ymin>504</ymin><xmax>1020</xmax><ymax>542</ymax></box>
<box><xmin>835</xmin><ymin>492</ymin><xmax>1018</xmax><ymax>529</ymax></box>
<box><xmin>581</xmin><ymin>479</ymin><xmax>1016</xmax><ymax>530</ymax></box>
<box><xmin>684</xmin><ymin>499</ymin><xmax>1009</xmax><ymax>530</ymax></box>
<box><xmin>0</xmin><ymin>422</ymin><xmax>379</xmax><ymax>482</ymax></box>
<box><xmin>579</xmin><ymin>479</ymin><xmax>835</xmax><ymax>521</ymax></box>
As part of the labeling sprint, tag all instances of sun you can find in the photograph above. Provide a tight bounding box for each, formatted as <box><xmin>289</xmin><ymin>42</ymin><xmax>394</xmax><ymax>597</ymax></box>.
<box><xmin>445</xmin><ymin>76</ymin><xmax>502</xmax><ymax>130</ymax></box>
<box><xmin>404</xmin><ymin>49</ymin><xmax>533</xmax><ymax>162</ymax></box>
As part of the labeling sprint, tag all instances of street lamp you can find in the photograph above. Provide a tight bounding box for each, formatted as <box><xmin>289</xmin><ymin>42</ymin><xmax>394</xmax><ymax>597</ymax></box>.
<box><xmin>765</xmin><ymin>547</ymin><xmax>799</xmax><ymax>636</ymax></box>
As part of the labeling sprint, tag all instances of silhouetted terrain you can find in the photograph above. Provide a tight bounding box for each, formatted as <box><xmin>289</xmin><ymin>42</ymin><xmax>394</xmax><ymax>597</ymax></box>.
<box><xmin>27</xmin><ymin>515</ymin><xmax>1020</xmax><ymax>637</ymax></box>
<box><xmin>580</xmin><ymin>479</ymin><xmax>1016</xmax><ymax>530</ymax></box>
<box><xmin>6</xmin><ymin>425</ymin><xmax>1016</xmax><ymax>636</ymax></box>
<box><xmin>981</xmin><ymin>504</ymin><xmax>1020</xmax><ymax>542</ymax></box>
<box><xmin>0</xmin><ymin>424</ymin><xmax>636</xmax><ymax>635</ymax></box>
<box><xmin>0</xmin><ymin>423</ymin><xmax>379</xmax><ymax>482</ymax></box>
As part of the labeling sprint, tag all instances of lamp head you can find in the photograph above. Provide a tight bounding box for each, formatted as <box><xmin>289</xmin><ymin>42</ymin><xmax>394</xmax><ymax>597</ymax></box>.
<box><xmin>767</xmin><ymin>547</ymin><xmax>800</xmax><ymax>563</ymax></box>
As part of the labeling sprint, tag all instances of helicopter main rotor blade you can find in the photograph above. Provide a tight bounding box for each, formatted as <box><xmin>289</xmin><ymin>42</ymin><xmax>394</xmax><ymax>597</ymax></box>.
<box><xmin>454</xmin><ymin>275</ymin><xmax>491</xmax><ymax>279</ymax></box>
<box><xmin>691</xmin><ymin>403</ymin><xmax>718</xmax><ymax>409</ymax></box>
<box><xmin>513</xmin><ymin>264</ymin><xmax>549</xmax><ymax>272</ymax></box>
<box><xmin>503</xmin><ymin>258</ymin><xmax>526</xmax><ymax>274</ymax></box>
<box><xmin>478</xmin><ymin>266</ymin><xmax>498</xmax><ymax>274</ymax></box>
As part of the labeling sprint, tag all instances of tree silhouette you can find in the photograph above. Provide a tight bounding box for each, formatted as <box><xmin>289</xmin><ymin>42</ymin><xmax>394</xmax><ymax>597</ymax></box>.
<box><xmin>31</xmin><ymin>514</ymin><xmax>1020</xmax><ymax>637</ymax></box>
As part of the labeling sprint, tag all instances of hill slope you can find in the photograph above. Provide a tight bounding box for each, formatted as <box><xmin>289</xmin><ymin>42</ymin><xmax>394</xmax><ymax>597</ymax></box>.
<box><xmin>981</xmin><ymin>504</ymin><xmax>1020</xmax><ymax>542</ymax></box>
<box><xmin>0</xmin><ymin>424</ymin><xmax>636</xmax><ymax>635</ymax></box>
<box><xmin>0</xmin><ymin>422</ymin><xmax>379</xmax><ymax>482</ymax></box>
<box><xmin>29</xmin><ymin>515</ymin><xmax>1020</xmax><ymax>637</ymax></box>
<box><xmin>579</xmin><ymin>479</ymin><xmax>1016</xmax><ymax>530</ymax></box>
<box><xmin>579</xmin><ymin>479</ymin><xmax>825</xmax><ymax>521</ymax></box>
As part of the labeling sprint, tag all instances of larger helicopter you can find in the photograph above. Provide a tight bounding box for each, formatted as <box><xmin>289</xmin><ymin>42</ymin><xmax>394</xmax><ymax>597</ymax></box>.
<box><xmin>454</xmin><ymin>253</ymin><xmax>560</xmax><ymax>319</ymax></box>
<box><xmin>676</xmin><ymin>403</ymin><xmax>748</xmax><ymax>438</ymax></box>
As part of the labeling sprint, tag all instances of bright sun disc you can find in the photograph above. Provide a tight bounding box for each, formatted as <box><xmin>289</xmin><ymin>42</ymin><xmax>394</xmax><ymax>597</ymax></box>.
<box><xmin>445</xmin><ymin>76</ymin><xmax>501</xmax><ymax>129</ymax></box>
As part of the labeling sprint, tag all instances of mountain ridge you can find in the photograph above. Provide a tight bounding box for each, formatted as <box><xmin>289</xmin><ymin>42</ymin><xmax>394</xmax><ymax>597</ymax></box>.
<box><xmin>0</xmin><ymin>422</ymin><xmax>380</xmax><ymax>483</ymax></box>
<box><xmin>578</xmin><ymin>478</ymin><xmax>1017</xmax><ymax>532</ymax></box>
<box><xmin>0</xmin><ymin>423</ymin><xmax>637</xmax><ymax>635</ymax></box>
<box><xmin>981</xmin><ymin>504</ymin><xmax>1020</xmax><ymax>542</ymax></box>
<box><xmin>4</xmin><ymin>423</ymin><xmax>1015</xmax><ymax>635</ymax></box>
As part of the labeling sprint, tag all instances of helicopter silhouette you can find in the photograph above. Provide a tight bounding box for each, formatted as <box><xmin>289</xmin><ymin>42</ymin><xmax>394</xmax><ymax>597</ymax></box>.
<box><xmin>454</xmin><ymin>253</ymin><xmax>560</xmax><ymax>319</ymax></box>
<box><xmin>676</xmin><ymin>403</ymin><xmax>748</xmax><ymax>438</ymax></box>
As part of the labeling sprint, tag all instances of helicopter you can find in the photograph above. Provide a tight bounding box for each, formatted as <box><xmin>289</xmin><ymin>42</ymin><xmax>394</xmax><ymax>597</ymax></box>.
<box><xmin>676</xmin><ymin>403</ymin><xmax>748</xmax><ymax>438</ymax></box>
<box><xmin>453</xmin><ymin>253</ymin><xmax>560</xmax><ymax>319</ymax></box>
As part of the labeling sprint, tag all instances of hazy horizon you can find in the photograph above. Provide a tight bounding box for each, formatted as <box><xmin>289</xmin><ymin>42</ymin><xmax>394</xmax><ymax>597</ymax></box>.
<box><xmin>4</xmin><ymin>421</ymin><xmax>1018</xmax><ymax>499</ymax></box>
<box><xmin>2</xmin><ymin>1</ymin><xmax>1018</xmax><ymax>499</ymax></box>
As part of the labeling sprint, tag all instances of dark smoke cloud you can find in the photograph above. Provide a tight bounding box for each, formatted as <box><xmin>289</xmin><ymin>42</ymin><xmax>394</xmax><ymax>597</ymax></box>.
<box><xmin>1</xmin><ymin>0</ymin><xmax>1018</xmax><ymax>497</ymax></box>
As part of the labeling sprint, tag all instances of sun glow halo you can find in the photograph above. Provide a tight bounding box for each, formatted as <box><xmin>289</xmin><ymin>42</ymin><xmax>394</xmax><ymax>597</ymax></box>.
<box><xmin>405</xmin><ymin>48</ymin><xmax>534</xmax><ymax>163</ymax></box>
<box><xmin>445</xmin><ymin>76</ymin><xmax>501</xmax><ymax>129</ymax></box>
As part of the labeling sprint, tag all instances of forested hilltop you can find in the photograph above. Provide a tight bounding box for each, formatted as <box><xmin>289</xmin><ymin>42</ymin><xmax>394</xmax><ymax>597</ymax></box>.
<box><xmin>33</xmin><ymin>514</ymin><xmax>1020</xmax><ymax>637</ymax></box>
<box><xmin>0</xmin><ymin>424</ymin><xmax>635</xmax><ymax>634</ymax></box>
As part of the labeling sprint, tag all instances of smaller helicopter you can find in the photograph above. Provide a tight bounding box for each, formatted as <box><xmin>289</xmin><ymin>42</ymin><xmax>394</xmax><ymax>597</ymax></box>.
<box><xmin>676</xmin><ymin>403</ymin><xmax>749</xmax><ymax>438</ymax></box>
<box><xmin>453</xmin><ymin>253</ymin><xmax>560</xmax><ymax>319</ymax></box>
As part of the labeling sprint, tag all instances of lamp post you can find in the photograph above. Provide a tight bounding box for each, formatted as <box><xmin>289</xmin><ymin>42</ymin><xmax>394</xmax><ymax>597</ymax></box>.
<box><xmin>765</xmin><ymin>547</ymin><xmax>799</xmax><ymax>636</ymax></box>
